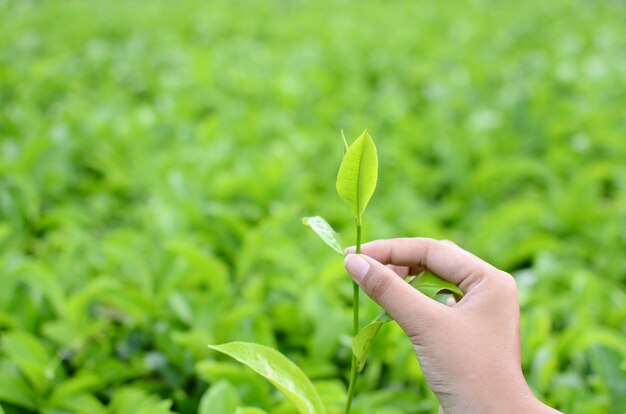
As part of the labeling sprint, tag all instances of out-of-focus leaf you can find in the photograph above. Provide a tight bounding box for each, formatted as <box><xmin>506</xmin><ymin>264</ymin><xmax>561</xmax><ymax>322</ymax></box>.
<box><xmin>302</xmin><ymin>216</ymin><xmax>344</xmax><ymax>256</ymax></box>
<box><xmin>195</xmin><ymin>360</ymin><xmax>272</xmax><ymax>408</ymax></box>
<box><xmin>336</xmin><ymin>130</ymin><xmax>378</xmax><ymax>223</ymax></box>
<box><xmin>168</xmin><ymin>291</ymin><xmax>193</xmax><ymax>325</ymax></box>
<box><xmin>530</xmin><ymin>340</ymin><xmax>558</xmax><ymax>393</ymax></box>
<box><xmin>409</xmin><ymin>272</ymin><xmax>464</xmax><ymax>298</ymax></box>
<box><xmin>0</xmin><ymin>312</ymin><xmax>15</xmax><ymax>329</ymax></box>
<box><xmin>0</xmin><ymin>360</ymin><xmax>39</xmax><ymax>410</ymax></box>
<box><xmin>209</xmin><ymin>342</ymin><xmax>326</xmax><ymax>414</ymax></box>
<box><xmin>109</xmin><ymin>387</ymin><xmax>175</xmax><ymax>414</ymax></box>
<box><xmin>590</xmin><ymin>346</ymin><xmax>626</xmax><ymax>414</ymax></box>
<box><xmin>199</xmin><ymin>380</ymin><xmax>240</xmax><ymax>414</ymax></box>
<box><xmin>1</xmin><ymin>331</ymin><xmax>53</xmax><ymax>394</ymax></box>
<box><xmin>49</xmin><ymin>371</ymin><xmax>103</xmax><ymax>401</ymax></box>
<box><xmin>166</xmin><ymin>241</ymin><xmax>230</xmax><ymax>295</ymax></box>
<box><xmin>314</xmin><ymin>379</ymin><xmax>346</xmax><ymax>411</ymax></box>
<box><xmin>46</xmin><ymin>393</ymin><xmax>107</xmax><ymax>414</ymax></box>
<box><xmin>352</xmin><ymin>312</ymin><xmax>392</xmax><ymax>373</ymax></box>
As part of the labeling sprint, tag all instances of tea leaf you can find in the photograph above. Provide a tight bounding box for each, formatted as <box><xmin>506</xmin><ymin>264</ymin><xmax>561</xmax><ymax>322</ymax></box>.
<box><xmin>302</xmin><ymin>216</ymin><xmax>344</xmax><ymax>256</ymax></box>
<box><xmin>410</xmin><ymin>272</ymin><xmax>464</xmax><ymax>298</ymax></box>
<box><xmin>336</xmin><ymin>130</ymin><xmax>378</xmax><ymax>223</ymax></box>
<box><xmin>352</xmin><ymin>311</ymin><xmax>392</xmax><ymax>372</ymax></box>
<box><xmin>352</xmin><ymin>274</ymin><xmax>464</xmax><ymax>372</ymax></box>
<box><xmin>209</xmin><ymin>342</ymin><xmax>327</xmax><ymax>414</ymax></box>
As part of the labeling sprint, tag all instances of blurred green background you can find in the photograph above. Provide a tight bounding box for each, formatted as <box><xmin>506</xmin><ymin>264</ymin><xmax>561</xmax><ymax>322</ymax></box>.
<box><xmin>1</xmin><ymin>0</ymin><xmax>625</xmax><ymax>413</ymax></box>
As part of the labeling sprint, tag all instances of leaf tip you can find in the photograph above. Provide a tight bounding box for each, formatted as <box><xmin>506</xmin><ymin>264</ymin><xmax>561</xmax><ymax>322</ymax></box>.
<box><xmin>340</xmin><ymin>129</ymin><xmax>349</xmax><ymax>155</ymax></box>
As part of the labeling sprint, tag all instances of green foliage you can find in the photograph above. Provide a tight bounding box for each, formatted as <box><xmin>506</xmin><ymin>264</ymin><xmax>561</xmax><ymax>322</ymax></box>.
<box><xmin>302</xmin><ymin>217</ymin><xmax>344</xmax><ymax>256</ymax></box>
<box><xmin>109</xmin><ymin>388</ymin><xmax>175</xmax><ymax>414</ymax></box>
<box><xmin>0</xmin><ymin>0</ymin><xmax>625</xmax><ymax>413</ymax></box>
<box><xmin>198</xmin><ymin>381</ymin><xmax>240</xmax><ymax>414</ymax></box>
<box><xmin>209</xmin><ymin>342</ymin><xmax>326</xmax><ymax>414</ymax></box>
<box><xmin>410</xmin><ymin>273</ymin><xmax>464</xmax><ymax>298</ymax></box>
<box><xmin>336</xmin><ymin>131</ymin><xmax>378</xmax><ymax>224</ymax></box>
<box><xmin>351</xmin><ymin>313</ymin><xmax>391</xmax><ymax>374</ymax></box>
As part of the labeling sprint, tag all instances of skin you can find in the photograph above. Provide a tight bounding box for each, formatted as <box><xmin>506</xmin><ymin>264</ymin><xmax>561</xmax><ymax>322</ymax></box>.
<box><xmin>344</xmin><ymin>238</ymin><xmax>561</xmax><ymax>414</ymax></box>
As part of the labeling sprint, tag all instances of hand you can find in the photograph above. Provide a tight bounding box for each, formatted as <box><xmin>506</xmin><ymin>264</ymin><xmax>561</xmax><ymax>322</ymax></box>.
<box><xmin>344</xmin><ymin>238</ymin><xmax>560</xmax><ymax>414</ymax></box>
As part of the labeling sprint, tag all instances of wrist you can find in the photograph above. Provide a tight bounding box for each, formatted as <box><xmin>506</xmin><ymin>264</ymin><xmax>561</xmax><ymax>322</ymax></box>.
<box><xmin>442</xmin><ymin>369</ymin><xmax>558</xmax><ymax>414</ymax></box>
<box><xmin>470</xmin><ymin>379</ymin><xmax>559</xmax><ymax>414</ymax></box>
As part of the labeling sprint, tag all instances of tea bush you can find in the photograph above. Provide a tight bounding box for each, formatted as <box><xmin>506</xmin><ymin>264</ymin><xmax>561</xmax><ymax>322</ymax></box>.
<box><xmin>1</xmin><ymin>0</ymin><xmax>625</xmax><ymax>413</ymax></box>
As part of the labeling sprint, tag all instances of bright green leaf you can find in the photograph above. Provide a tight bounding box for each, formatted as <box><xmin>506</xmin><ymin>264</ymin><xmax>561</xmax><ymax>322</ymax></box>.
<box><xmin>199</xmin><ymin>380</ymin><xmax>240</xmax><ymax>414</ymax></box>
<box><xmin>336</xmin><ymin>130</ymin><xmax>378</xmax><ymax>223</ymax></box>
<box><xmin>0</xmin><ymin>360</ymin><xmax>39</xmax><ymax>410</ymax></box>
<box><xmin>302</xmin><ymin>216</ymin><xmax>344</xmax><ymax>255</ymax></box>
<box><xmin>410</xmin><ymin>272</ymin><xmax>464</xmax><ymax>298</ymax></box>
<box><xmin>351</xmin><ymin>312</ymin><xmax>391</xmax><ymax>373</ymax></box>
<box><xmin>208</xmin><ymin>342</ymin><xmax>327</xmax><ymax>414</ymax></box>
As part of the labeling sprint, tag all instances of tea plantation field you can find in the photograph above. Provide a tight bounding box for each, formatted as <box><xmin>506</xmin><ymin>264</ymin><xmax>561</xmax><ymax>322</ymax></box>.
<box><xmin>1</xmin><ymin>0</ymin><xmax>625</xmax><ymax>413</ymax></box>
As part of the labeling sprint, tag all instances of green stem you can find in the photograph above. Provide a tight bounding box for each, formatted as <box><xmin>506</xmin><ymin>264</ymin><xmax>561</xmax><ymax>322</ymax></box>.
<box><xmin>345</xmin><ymin>221</ymin><xmax>362</xmax><ymax>414</ymax></box>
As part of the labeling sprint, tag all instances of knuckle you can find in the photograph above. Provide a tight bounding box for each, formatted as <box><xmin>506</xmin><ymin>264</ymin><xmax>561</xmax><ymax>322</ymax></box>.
<box><xmin>492</xmin><ymin>271</ymin><xmax>518</xmax><ymax>294</ymax></box>
<box><xmin>365</xmin><ymin>274</ymin><xmax>393</xmax><ymax>299</ymax></box>
<box><xmin>405</xmin><ymin>311</ymin><xmax>449</xmax><ymax>343</ymax></box>
<box><xmin>439</xmin><ymin>239</ymin><xmax>458</xmax><ymax>247</ymax></box>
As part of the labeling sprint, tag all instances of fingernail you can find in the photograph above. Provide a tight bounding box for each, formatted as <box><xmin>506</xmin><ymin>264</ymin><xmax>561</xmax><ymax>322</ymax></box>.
<box><xmin>344</xmin><ymin>254</ymin><xmax>370</xmax><ymax>283</ymax></box>
<box><xmin>344</xmin><ymin>246</ymin><xmax>356</xmax><ymax>255</ymax></box>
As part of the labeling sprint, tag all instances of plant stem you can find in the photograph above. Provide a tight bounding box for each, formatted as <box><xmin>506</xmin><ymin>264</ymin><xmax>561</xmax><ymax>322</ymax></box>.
<box><xmin>345</xmin><ymin>221</ymin><xmax>362</xmax><ymax>414</ymax></box>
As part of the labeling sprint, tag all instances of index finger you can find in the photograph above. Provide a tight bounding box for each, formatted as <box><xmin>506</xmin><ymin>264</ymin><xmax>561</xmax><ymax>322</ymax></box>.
<box><xmin>346</xmin><ymin>238</ymin><xmax>500</xmax><ymax>292</ymax></box>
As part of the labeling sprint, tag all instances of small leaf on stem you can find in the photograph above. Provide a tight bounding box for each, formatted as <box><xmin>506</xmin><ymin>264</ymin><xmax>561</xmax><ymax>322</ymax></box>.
<box><xmin>351</xmin><ymin>311</ymin><xmax>391</xmax><ymax>372</ymax></box>
<box><xmin>302</xmin><ymin>216</ymin><xmax>344</xmax><ymax>256</ymax></box>
<box><xmin>410</xmin><ymin>272</ymin><xmax>464</xmax><ymax>298</ymax></box>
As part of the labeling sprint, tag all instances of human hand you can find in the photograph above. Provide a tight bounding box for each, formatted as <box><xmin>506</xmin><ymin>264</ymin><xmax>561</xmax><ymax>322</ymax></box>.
<box><xmin>344</xmin><ymin>238</ymin><xmax>560</xmax><ymax>414</ymax></box>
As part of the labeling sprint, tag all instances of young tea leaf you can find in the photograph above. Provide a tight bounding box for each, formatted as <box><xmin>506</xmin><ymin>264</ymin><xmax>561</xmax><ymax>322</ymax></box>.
<box><xmin>352</xmin><ymin>311</ymin><xmax>392</xmax><ymax>372</ymax></box>
<box><xmin>0</xmin><ymin>360</ymin><xmax>38</xmax><ymax>410</ymax></box>
<box><xmin>352</xmin><ymin>274</ymin><xmax>464</xmax><ymax>372</ymax></box>
<box><xmin>208</xmin><ymin>342</ymin><xmax>327</xmax><ymax>414</ymax></box>
<box><xmin>336</xmin><ymin>130</ymin><xmax>378</xmax><ymax>223</ymax></box>
<box><xmin>410</xmin><ymin>272</ymin><xmax>464</xmax><ymax>298</ymax></box>
<box><xmin>302</xmin><ymin>216</ymin><xmax>344</xmax><ymax>256</ymax></box>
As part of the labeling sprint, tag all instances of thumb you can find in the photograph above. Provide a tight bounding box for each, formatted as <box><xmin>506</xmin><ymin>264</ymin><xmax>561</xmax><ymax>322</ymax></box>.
<box><xmin>344</xmin><ymin>254</ymin><xmax>445</xmax><ymax>332</ymax></box>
